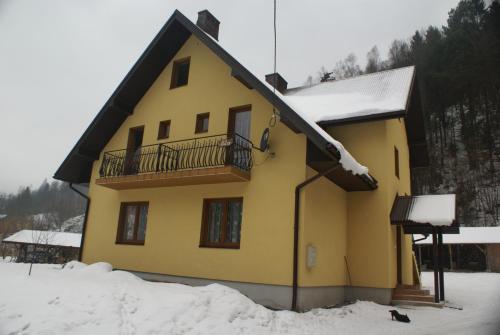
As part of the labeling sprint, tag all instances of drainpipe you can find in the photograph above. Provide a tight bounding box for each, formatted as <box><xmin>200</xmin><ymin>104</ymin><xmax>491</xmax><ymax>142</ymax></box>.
<box><xmin>292</xmin><ymin>163</ymin><xmax>340</xmax><ymax>311</ymax></box>
<box><xmin>69</xmin><ymin>183</ymin><xmax>90</xmax><ymax>262</ymax></box>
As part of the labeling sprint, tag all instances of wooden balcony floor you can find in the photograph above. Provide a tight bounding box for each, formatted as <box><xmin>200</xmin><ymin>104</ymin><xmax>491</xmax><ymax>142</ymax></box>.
<box><xmin>96</xmin><ymin>166</ymin><xmax>250</xmax><ymax>190</ymax></box>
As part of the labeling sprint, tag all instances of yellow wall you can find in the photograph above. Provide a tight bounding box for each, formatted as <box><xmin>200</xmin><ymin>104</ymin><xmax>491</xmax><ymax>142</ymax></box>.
<box><xmin>83</xmin><ymin>35</ymin><xmax>308</xmax><ymax>286</ymax></box>
<box><xmin>386</xmin><ymin>119</ymin><xmax>413</xmax><ymax>285</ymax></box>
<box><xmin>82</xmin><ymin>33</ymin><xmax>414</xmax><ymax>291</ymax></box>
<box><xmin>299</xmin><ymin>167</ymin><xmax>348</xmax><ymax>287</ymax></box>
<box><xmin>326</xmin><ymin>119</ymin><xmax>413</xmax><ymax>288</ymax></box>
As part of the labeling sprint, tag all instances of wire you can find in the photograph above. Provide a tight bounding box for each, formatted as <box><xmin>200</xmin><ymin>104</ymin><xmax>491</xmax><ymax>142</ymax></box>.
<box><xmin>269</xmin><ymin>0</ymin><xmax>279</xmax><ymax>128</ymax></box>
<box><xmin>273</xmin><ymin>0</ymin><xmax>277</xmax><ymax>78</ymax></box>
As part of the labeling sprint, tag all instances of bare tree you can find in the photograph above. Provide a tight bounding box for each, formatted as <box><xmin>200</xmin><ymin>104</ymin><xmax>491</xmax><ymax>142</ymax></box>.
<box><xmin>332</xmin><ymin>53</ymin><xmax>362</xmax><ymax>79</ymax></box>
<box><xmin>365</xmin><ymin>45</ymin><xmax>383</xmax><ymax>73</ymax></box>
<box><xmin>28</xmin><ymin>214</ymin><xmax>57</xmax><ymax>275</ymax></box>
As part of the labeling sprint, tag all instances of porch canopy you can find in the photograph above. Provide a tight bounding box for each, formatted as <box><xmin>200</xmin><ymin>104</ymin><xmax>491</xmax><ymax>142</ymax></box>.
<box><xmin>390</xmin><ymin>194</ymin><xmax>459</xmax><ymax>234</ymax></box>
<box><xmin>390</xmin><ymin>194</ymin><xmax>458</xmax><ymax>304</ymax></box>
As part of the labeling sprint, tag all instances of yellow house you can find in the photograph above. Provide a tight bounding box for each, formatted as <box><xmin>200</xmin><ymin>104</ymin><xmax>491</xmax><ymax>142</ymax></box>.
<box><xmin>54</xmin><ymin>10</ymin><xmax>433</xmax><ymax>311</ymax></box>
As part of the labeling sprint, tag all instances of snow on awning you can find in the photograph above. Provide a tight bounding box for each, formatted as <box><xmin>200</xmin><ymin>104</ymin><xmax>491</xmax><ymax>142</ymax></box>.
<box><xmin>2</xmin><ymin>230</ymin><xmax>81</xmax><ymax>248</ymax></box>
<box><xmin>391</xmin><ymin>194</ymin><xmax>456</xmax><ymax>227</ymax></box>
<box><xmin>414</xmin><ymin>227</ymin><xmax>500</xmax><ymax>245</ymax></box>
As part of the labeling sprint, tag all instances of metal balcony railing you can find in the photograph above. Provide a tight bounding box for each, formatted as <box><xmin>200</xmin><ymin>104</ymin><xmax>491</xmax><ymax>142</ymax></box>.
<box><xmin>99</xmin><ymin>134</ymin><xmax>253</xmax><ymax>178</ymax></box>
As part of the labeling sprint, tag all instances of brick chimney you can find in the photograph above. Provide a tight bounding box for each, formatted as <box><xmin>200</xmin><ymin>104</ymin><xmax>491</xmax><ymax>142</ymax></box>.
<box><xmin>265</xmin><ymin>73</ymin><xmax>288</xmax><ymax>94</ymax></box>
<box><xmin>197</xmin><ymin>10</ymin><xmax>220</xmax><ymax>41</ymax></box>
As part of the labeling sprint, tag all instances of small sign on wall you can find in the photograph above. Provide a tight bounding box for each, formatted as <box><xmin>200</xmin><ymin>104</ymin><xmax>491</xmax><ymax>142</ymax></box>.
<box><xmin>307</xmin><ymin>244</ymin><xmax>317</xmax><ymax>268</ymax></box>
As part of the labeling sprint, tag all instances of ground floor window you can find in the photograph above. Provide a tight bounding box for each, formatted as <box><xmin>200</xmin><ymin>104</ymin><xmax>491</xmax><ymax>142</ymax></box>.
<box><xmin>200</xmin><ymin>198</ymin><xmax>243</xmax><ymax>248</ymax></box>
<box><xmin>116</xmin><ymin>202</ymin><xmax>149</xmax><ymax>245</ymax></box>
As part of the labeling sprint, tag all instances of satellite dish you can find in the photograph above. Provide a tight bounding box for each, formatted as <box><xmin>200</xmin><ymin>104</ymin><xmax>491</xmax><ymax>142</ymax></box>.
<box><xmin>259</xmin><ymin>128</ymin><xmax>270</xmax><ymax>152</ymax></box>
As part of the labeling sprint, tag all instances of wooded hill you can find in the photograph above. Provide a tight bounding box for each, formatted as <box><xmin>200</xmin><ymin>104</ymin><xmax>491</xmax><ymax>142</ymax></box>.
<box><xmin>0</xmin><ymin>180</ymin><xmax>85</xmax><ymax>223</ymax></box>
<box><xmin>307</xmin><ymin>0</ymin><xmax>500</xmax><ymax>226</ymax></box>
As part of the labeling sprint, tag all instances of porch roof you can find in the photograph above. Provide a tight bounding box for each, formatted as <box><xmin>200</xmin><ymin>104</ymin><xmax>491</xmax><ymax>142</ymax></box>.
<box><xmin>391</xmin><ymin>194</ymin><xmax>459</xmax><ymax>234</ymax></box>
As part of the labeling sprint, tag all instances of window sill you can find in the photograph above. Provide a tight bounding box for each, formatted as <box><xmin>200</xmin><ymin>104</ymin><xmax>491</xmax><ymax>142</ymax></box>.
<box><xmin>199</xmin><ymin>244</ymin><xmax>240</xmax><ymax>249</ymax></box>
<box><xmin>116</xmin><ymin>241</ymin><xmax>145</xmax><ymax>246</ymax></box>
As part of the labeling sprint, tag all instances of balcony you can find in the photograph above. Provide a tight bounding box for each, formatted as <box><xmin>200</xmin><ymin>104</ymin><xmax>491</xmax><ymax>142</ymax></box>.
<box><xmin>96</xmin><ymin>134</ymin><xmax>253</xmax><ymax>190</ymax></box>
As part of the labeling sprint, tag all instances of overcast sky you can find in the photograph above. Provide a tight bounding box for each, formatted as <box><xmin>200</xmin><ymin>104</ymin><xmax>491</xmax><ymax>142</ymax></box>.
<box><xmin>0</xmin><ymin>0</ymin><xmax>459</xmax><ymax>194</ymax></box>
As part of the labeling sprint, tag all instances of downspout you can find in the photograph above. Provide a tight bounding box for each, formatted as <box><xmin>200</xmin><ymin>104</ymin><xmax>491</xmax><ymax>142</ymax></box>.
<box><xmin>292</xmin><ymin>163</ymin><xmax>340</xmax><ymax>311</ymax></box>
<box><xmin>69</xmin><ymin>183</ymin><xmax>90</xmax><ymax>262</ymax></box>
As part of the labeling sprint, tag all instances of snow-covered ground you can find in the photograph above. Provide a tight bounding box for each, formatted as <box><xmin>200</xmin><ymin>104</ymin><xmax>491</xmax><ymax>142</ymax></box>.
<box><xmin>0</xmin><ymin>262</ymin><xmax>499</xmax><ymax>335</ymax></box>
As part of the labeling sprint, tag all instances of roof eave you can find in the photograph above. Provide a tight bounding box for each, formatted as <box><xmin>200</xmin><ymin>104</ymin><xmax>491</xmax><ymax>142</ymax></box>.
<box><xmin>317</xmin><ymin>110</ymin><xmax>407</xmax><ymax>127</ymax></box>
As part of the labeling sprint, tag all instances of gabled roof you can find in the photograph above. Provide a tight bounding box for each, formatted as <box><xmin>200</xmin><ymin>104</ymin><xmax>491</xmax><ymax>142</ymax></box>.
<box><xmin>284</xmin><ymin>66</ymin><xmax>428</xmax><ymax>168</ymax></box>
<box><xmin>284</xmin><ymin>66</ymin><xmax>415</xmax><ymax>124</ymax></box>
<box><xmin>53</xmin><ymin>10</ymin><xmax>376</xmax><ymax>190</ymax></box>
<box><xmin>3</xmin><ymin>230</ymin><xmax>81</xmax><ymax>248</ymax></box>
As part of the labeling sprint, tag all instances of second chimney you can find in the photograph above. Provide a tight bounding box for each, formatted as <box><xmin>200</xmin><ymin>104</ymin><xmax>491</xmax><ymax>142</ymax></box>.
<box><xmin>197</xmin><ymin>10</ymin><xmax>220</xmax><ymax>41</ymax></box>
<box><xmin>265</xmin><ymin>73</ymin><xmax>288</xmax><ymax>94</ymax></box>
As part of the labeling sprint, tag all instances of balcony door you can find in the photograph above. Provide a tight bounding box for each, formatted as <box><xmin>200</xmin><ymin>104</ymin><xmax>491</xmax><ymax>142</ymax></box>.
<box><xmin>227</xmin><ymin>106</ymin><xmax>251</xmax><ymax>169</ymax></box>
<box><xmin>125</xmin><ymin>126</ymin><xmax>144</xmax><ymax>175</ymax></box>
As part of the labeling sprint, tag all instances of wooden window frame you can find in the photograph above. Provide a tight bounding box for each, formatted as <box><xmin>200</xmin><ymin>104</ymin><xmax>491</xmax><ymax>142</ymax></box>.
<box><xmin>157</xmin><ymin>120</ymin><xmax>171</xmax><ymax>140</ymax></box>
<box><xmin>199</xmin><ymin>197</ymin><xmax>243</xmax><ymax>249</ymax></box>
<box><xmin>116</xmin><ymin>202</ymin><xmax>149</xmax><ymax>245</ymax></box>
<box><xmin>195</xmin><ymin>113</ymin><xmax>210</xmax><ymax>134</ymax></box>
<box><xmin>394</xmin><ymin>146</ymin><xmax>400</xmax><ymax>179</ymax></box>
<box><xmin>227</xmin><ymin>104</ymin><xmax>252</xmax><ymax>138</ymax></box>
<box><xmin>170</xmin><ymin>57</ymin><xmax>190</xmax><ymax>89</ymax></box>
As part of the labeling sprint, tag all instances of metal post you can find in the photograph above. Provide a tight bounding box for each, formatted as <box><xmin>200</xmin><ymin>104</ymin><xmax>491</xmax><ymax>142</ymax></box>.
<box><xmin>418</xmin><ymin>244</ymin><xmax>422</xmax><ymax>272</ymax></box>
<box><xmin>449</xmin><ymin>244</ymin><xmax>453</xmax><ymax>271</ymax></box>
<box><xmin>438</xmin><ymin>228</ymin><xmax>445</xmax><ymax>302</ymax></box>
<box><xmin>432</xmin><ymin>228</ymin><xmax>440</xmax><ymax>303</ymax></box>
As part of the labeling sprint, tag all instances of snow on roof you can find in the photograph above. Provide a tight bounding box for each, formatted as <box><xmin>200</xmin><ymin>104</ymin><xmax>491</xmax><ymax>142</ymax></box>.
<box><xmin>415</xmin><ymin>227</ymin><xmax>500</xmax><ymax>244</ymax></box>
<box><xmin>270</xmin><ymin>84</ymin><xmax>369</xmax><ymax>176</ymax></box>
<box><xmin>0</xmin><ymin>214</ymin><xmax>6</xmax><ymax>220</ymax></box>
<box><xmin>408</xmin><ymin>194</ymin><xmax>456</xmax><ymax>226</ymax></box>
<box><xmin>3</xmin><ymin>230</ymin><xmax>81</xmax><ymax>248</ymax></box>
<box><xmin>283</xmin><ymin>66</ymin><xmax>415</xmax><ymax>123</ymax></box>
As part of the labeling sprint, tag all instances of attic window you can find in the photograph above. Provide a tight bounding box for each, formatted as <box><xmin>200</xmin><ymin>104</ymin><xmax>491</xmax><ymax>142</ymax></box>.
<box><xmin>170</xmin><ymin>57</ymin><xmax>190</xmax><ymax>89</ymax></box>
<box><xmin>157</xmin><ymin>120</ymin><xmax>171</xmax><ymax>140</ymax></box>
<box><xmin>195</xmin><ymin>113</ymin><xmax>210</xmax><ymax>133</ymax></box>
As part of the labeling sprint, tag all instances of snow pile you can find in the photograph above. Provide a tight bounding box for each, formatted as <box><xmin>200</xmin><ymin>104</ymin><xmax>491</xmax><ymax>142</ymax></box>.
<box><xmin>1</xmin><ymin>262</ymin><xmax>499</xmax><ymax>335</ymax></box>
<box><xmin>414</xmin><ymin>226</ymin><xmax>500</xmax><ymax>245</ymax></box>
<box><xmin>408</xmin><ymin>194</ymin><xmax>456</xmax><ymax>226</ymax></box>
<box><xmin>3</xmin><ymin>229</ymin><xmax>81</xmax><ymax>248</ymax></box>
<box><xmin>60</xmin><ymin>214</ymin><xmax>84</xmax><ymax>233</ymax></box>
<box><xmin>283</xmin><ymin>66</ymin><xmax>414</xmax><ymax>123</ymax></box>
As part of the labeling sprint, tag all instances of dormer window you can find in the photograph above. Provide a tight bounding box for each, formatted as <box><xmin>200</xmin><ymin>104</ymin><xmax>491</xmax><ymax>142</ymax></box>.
<box><xmin>170</xmin><ymin>57</ymin><xmax>190</xmax><ymax>89</ymax></box>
